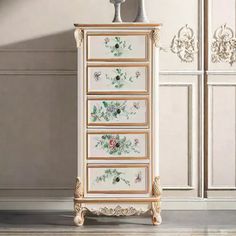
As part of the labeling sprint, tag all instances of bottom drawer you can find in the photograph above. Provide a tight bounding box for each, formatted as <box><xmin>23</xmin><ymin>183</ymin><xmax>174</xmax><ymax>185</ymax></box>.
<box><xmin>87</xmin><ymin>164</ymin><xmax>149</xmax><ymax>194</ymax></box>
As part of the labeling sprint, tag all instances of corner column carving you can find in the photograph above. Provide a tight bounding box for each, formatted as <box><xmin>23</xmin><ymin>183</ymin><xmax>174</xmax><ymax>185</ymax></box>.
<box><xmin>151</xmin><ymin>176</ymin><xmax>162</xmax><ymax>225</ymax></box>
<box><xmin>74</xmin><ymin>28</ymin><xmax>84</xmax><ymax>48</ymax></box>
<box><xmin>74</xmin><ymin>177</ymin><xmax>87</xmax><ymax>226</ymax></box>
<box><xmin>152</xmin><ymin>28</ymin><xmax>160</xmax><ymax>48</ymax></box>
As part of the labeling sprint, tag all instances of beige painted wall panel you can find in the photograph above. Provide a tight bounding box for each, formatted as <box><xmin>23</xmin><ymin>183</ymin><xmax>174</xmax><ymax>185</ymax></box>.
<box><xmin>209</xmin><ymin>86</ymin><xmax>236</xmax><ymax>187</ymax></box>
<box><xmin>159</xmin><ymin>85</ymin><xmax>189</xmax><ymax>187</ymax></box>
<box><xmin>0</xmin><ymin>75</ymin><xmax>77</xmax><ymax>191</ymax></box>
<box><xmin>150</xmin><ymin>0</ymin><xmax>199</xmax><ymax>71</ymax></box>
<box><xmin>0</xmin><ymin>52</ymin><xmax>76</xmax><ymax>71</ymax></box>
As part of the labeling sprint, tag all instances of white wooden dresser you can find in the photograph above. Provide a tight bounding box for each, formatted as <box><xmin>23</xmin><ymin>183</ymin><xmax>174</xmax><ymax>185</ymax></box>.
<box><xmin>73</xmin><ymin>23</ymin><xmax>161</xmax><ymax>226</ymax></box>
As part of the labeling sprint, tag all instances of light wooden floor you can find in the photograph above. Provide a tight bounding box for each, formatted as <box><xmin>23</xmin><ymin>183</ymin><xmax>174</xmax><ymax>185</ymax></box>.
<box><xmin>0</xmin><ymin>211</ymin><xmax>236</xmax><ymax>236</ymax></box>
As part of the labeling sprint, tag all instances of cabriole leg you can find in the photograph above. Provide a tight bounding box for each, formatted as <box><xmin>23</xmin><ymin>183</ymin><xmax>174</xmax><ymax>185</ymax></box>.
<box><xmin>74</xmin><ymin>203</ymin><xmax>86</xmax><ymax>226</ymax></box>
<box><xmin>151</xmin><ymin>202</ymin><xmax>162</xmax><ymax>226</ymax></box>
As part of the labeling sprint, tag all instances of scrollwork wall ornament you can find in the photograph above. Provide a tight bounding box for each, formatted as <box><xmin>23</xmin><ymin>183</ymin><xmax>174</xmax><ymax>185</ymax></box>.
<box><xmin>151</xmin><ymin>176</ymin><xmax>162</xmax><ymax>226</ymax></box>
<box><xmin>90</xmin><ymin>205</ymin><xmax>148</xmax><ymax>216</ymax></box>
<box><xmin>170</xmin><ymin>24</ymin><xmax>198</xmax><ymax>63</ymax></box>
<box><xmin>153</xmin><ymin>28</ymin><xmax>160</xmax><ymax>48</ymax></box>
<box><xmin>211</xmin><ymin>24</ymin><xmax>236</xmax><ymax>66</ymax></box>
<box><xmin>74</xmin><ymin>28</ymin><xmax>84</xmax><ymax>48</ymax></box>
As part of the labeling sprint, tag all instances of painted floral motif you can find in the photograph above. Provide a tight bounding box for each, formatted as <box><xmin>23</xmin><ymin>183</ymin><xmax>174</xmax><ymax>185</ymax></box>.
<box><xmin>95</xmin><ymin>169</ymin><xmax>130</xmax><ymax>186</ymax></box>
<box><xmin>104</xmin><ymin>37</ymin><xmax>132</xmax><ymax>57</ymax></box>
<box><xmin>95</xmin><ymin>134</ymin><xmax>140</xmax><ymax>155</ymax></box>
<box><xmin>106</xmin><ymin>69</ymin><xmax>141</xmax><ymax>88</ymax></box>
<box><xmin>93</xmin><ymin>69</ymin><xmax>141</xmax><ymax>89</ymax></box>
<box><xmin>90</xmin><ymin>100</ymin><xmax>140</xmax><ymax>122</ymax></box>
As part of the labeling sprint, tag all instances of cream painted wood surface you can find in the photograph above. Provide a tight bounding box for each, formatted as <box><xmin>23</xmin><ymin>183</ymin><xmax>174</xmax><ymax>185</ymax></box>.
<box><xmin>74</xmin><ymin>24</ymin><xmax>161</xmax><ymax>226</ymax></box>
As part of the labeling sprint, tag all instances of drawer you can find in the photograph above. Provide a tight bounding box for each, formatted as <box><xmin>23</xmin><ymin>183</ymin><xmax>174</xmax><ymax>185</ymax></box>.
<box><xmin>87</xmin><ymin>65</ymin><xmax>149</xmax><ymax>94</ymax></box>
<box><xmin>87</xmin><ymin>98</ymin><xmax>148</xmax><ymax>126</ymax></box>
<box><xmin>87</xmin><ymin>131</ymin><xmax>149</xmax><ymax>160</ymax></box>
<box><xmin>87</xmin><ymin>164</ymin><xmax>149</xmax><ymax>193</ymax></box>
<box><xmin>87</xmin><ymin>33</ymin><xmax>149</xmax><ymax>61</ymax></box>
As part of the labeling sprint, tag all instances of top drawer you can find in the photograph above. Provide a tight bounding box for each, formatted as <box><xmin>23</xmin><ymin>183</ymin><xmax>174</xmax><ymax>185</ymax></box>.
<box><xmin>87</xmin><ymin>33</ymin><xmax>149</xmax><ymax>62</ymax></box>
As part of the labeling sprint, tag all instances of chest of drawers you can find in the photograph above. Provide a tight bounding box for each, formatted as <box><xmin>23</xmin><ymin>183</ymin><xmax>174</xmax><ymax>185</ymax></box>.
<box><xmin>74</xmin><ymin>23</ymin><xmax>161</xmax><ymax>226</ymax></box>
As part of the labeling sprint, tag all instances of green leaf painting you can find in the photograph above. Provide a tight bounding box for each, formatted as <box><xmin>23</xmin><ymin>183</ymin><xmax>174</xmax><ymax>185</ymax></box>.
<box><xmin>104</xmin><ymin>36</ymin><xmax>132</xmax><ymax>57</ymax></box>
<box><xmin>90</xmin><ymin>100</ymin><xmax>140</xmax><ymax>122</ymax></box>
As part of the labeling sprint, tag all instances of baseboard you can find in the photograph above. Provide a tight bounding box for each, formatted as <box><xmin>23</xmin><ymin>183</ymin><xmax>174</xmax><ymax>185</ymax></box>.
<box><xmin>1</xmin><ymin>197</ymin><xmax>236</xmax><ymax>211</ymax></box>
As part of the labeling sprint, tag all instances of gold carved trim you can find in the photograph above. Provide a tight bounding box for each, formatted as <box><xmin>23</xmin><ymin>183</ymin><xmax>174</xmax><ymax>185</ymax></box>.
<box><xmin>74</xmin><ymin>177</ymin><xmax>83</xmax><ymax>198</ymax></box>
<box><xmin>89</xmin><ymin>205</ymin><xmax>148</xmax><ymax>216</ymax></box>
<box><xmin>151</xmin><ymin>176</ymin><xmax>162</xmax><ymax>226</ymax></box>
<box><xmin>152</xmin><ymin>28</ymin><xmax>160</xmax><ymax>48</ymax></box>
<box><xmin>74</xmin><ymin>178</ymin><xmax>86</xmax><ymax>226</ymax></box>
<box><xmin>74</xmin><ymin>202</ymin><xmax>87</xmax><ymax>226</ymax></box>
<box><xmin>74</xmin><ymin>28</ymin><xmax>84</xmax><ymax>48</ymax></box>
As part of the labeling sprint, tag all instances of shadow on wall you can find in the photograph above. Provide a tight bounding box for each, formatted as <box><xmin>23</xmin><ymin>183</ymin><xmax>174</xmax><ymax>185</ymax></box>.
<box><xmin>0</xmin><ymin>30</ymin><xmax>77</xmax><ymax>197</ymax></box>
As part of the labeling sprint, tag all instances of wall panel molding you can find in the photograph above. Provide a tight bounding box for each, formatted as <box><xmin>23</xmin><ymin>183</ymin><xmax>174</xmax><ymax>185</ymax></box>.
<box><xmin>0</xmin><ymin>70</ymin><xmax>77</xmax><ymax>75</ymax></box>
<box><xmin>207</xmin><ymin>82</ymin><xmax>236</xmax><ymax>190</ymax></box>
<box><xmin>159</xmin><ymin>76</ymin><xmax>200</xmax><ymax>197</ymax></box>
<box><xmin>160</xmin><ymin>84</ymin><xmax>194</xmax><ymax>190</ymax></box>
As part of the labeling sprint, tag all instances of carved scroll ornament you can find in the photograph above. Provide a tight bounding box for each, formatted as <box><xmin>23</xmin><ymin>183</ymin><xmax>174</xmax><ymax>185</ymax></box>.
<box><xmin>171</xmin><ymin>24</ymin><xmax>198</xmax><ymax>63</ymax></box>
<box><xmin>90</xmin><ymin>205</ymin><xmax>148</xmax><ymax>216</ymax></box>
<box><xmin>211</xmin><ymin>24</ymin><xmax>236</xmax><ymax>66</ymax></box>
<box><xmin>153</xmin><ymin>28</ymin><xmax>160</xmax><ymax>48</ymax></box>
<box><xmin>74</xmin><ymin>28</ymin><xmax>84</xmax><ymax>48</ymax></box>
<box><xmin>74</xmin><ymin>177</ymin><xmax>83</xmax><ymax>198</ymax></box>
<box><xmin>151</xmin><ymin>176</ymin><xmax>162</xmax><ymax>226</ymax></box>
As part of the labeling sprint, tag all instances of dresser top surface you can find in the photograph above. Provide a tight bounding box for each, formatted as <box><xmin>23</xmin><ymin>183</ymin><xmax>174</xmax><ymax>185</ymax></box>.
<box><xmin>74</xmin><ymin>23</ymin><xmax>162</xmax><ymax>28</ymax></box>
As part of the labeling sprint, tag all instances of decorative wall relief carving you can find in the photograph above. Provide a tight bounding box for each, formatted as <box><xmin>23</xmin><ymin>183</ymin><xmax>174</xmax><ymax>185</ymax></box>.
<box><xmin>211</xmin><ymin>24</ymin><xmax>236</xmax><ymax>66</ymax></box>
<box><xmin>170</xmin><ymin>25</ymin><xmax>198</xmax><ymax>63</ymax></box>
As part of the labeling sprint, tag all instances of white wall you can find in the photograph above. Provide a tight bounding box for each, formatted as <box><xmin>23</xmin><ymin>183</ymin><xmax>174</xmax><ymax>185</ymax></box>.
<box><xmin>0</xmin><ymin>0</ymin><xmax>236</xmax><ymax>210</ymax></box>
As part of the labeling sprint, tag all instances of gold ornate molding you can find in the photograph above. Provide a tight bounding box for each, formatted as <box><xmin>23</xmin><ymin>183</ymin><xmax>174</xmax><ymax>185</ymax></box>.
<box><xmin>89</xmin><ymin>205</ymin><xmax>148</xmax><ymax>216</ymax></box>
<box><xmin>151</xmin><ymin>176</ymin><xmax>162</xmax><ymax>226</ymax></box>
<box><xmin>170</xmin><ymin>24</ymin><xmax>198</xmax><ymax>63</ymax></box>
<box><xmin>74</xmin><ymin>177</ymin><xmax>83</xmax><ymax>198</ymax></box>
<box><xmin>211</xmin><ymin>24</ymin><xmax>236</xmax><ymax>66</ymax></box>
<box><xmin>152</xmin><ymin>28</ymin><xmax>160</xmax><ymax>48</ymax></box>
<box><xmin>74</xmin><ymin>28</ymin><xmax>84</xmax><ymax>48</ymax></box>
<box><xmin>74</xmin><ymin>177</ymin><xmax>86</xmax><ymax>226</ymax></box>
<box><xmin>74</xmin><ymin>202</ymin><xmax>87</xmax><ymax>226</ymax></box>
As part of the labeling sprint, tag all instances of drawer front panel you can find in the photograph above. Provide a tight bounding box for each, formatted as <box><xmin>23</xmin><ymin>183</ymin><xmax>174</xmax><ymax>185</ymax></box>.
<box><xmin>87</xmin><ymin>165</ymin><xmax>149</xmax><ymax>193</ymax></box>
<box><xmin>87</xmin><ymin>34</ymin><xmax>148</xmax><ymax>61</ymax></box>
<box><xmin>87</xmin><ymin>132</ymin><xmax>149</xmax><ymax>159</ymax></box>
<box><xmin>87</xmin><ymin>65</ymin><xmax>148</xmax><ymax>94</ymax></box>
<box><xmin>87</xmin><ymin>98</ymin><xmax>148</xmax><ymax>126</ymax></box>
